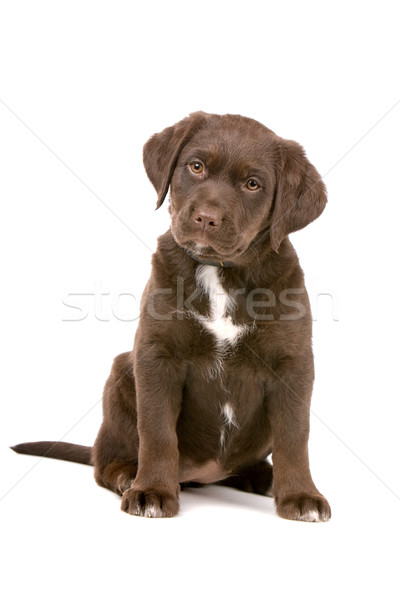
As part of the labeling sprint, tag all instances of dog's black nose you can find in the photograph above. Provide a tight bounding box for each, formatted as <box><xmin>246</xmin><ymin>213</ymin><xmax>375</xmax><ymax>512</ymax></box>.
<box><xmin>193</xmin><ymin>209</ymin><xmax>220</xmax><ymax>230</ymax></box>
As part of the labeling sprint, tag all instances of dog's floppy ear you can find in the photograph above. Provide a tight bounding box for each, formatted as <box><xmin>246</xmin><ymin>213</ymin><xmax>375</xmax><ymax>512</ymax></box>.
<box><xmin>143</xmin><ymin>111</ymin><xmax>207</xmax><ymax>209</ymax></box>
<box><xmin>269</xmin><ymin>139</ymin><xmax>327</xmax><ymax>252</ymax></box>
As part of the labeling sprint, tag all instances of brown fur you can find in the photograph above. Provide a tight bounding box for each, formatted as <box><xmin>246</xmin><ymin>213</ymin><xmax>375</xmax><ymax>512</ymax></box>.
<box><xmin>12</xmin><ymin>112</ymin><xmax>331</xmax><ymax>521</ymax></box>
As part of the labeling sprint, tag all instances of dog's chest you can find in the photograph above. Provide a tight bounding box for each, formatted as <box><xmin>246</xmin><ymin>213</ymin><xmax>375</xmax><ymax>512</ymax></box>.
<box><xmin>193</xmin><ymin>265</ymin><xmax>248</xmax><ymax>346</ymax></box>
<box><xmin>184</xmin><ymin>265</ymin><xmax>253</xmax><ymax>452</ymax></box>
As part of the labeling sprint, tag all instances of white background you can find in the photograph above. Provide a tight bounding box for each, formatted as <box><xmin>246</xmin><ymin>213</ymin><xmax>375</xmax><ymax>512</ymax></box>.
<box><xmin>1</xmin><ymin>1</ymin><xmax>400</xmax><ymax>598</ymax></box>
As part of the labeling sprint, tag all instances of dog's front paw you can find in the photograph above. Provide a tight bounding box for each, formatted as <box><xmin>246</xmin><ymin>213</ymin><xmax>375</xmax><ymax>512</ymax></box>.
<box><xmin>275</xmin><ymin>493</ymin><xmax>331</xmax><ymax>522</ymax></box>
<box><xmin>121</xmin><ymin>486</ymin><xmax>179</xmax><ymax>518</ymax></box>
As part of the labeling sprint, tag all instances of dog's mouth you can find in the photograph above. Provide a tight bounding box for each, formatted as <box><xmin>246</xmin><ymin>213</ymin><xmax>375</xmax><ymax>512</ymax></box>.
<box><xmin>170</xmin><ymin>215</ymin><xmax>250</xmax><ymax>265</ymax></box>
<box><xmin>181</xmin><ymin>239</ymin><xmax>243</xmax><ymax>264</ymax></box>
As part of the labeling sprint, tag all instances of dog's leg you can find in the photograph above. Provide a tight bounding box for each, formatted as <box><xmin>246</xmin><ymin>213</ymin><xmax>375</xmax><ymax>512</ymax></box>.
<box><xmin>268</xmin><ymin>363</ymin><xmax>331</xmax><ymax>522</ymax></box>
<box><xmin>120</xmin><ymin>350</ymin><xmax>185</xmax><ymax>518</ymax></box>
<box><xmin>93</xmin><ymin>352</ymin><xmax>140</xmax><ymax>495</ymax></box>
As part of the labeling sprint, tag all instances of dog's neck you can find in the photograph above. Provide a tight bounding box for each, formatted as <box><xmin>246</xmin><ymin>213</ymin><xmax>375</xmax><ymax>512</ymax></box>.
<box><xmin>184</xmin><ymin>248</ymin><xmax>236</xmax><ymax>268</ymax></box>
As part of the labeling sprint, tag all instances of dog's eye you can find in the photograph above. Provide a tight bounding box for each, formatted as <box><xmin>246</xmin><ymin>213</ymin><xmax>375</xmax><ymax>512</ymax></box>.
<box><xmin>246</xmin><ymin>179</ymin><xmax>260</xmax><ymax>191</ymax></box>
<box><xmin>189</xmin><ymin>161</ymin><xmax>204</xmax><ymax>175</ymax></box>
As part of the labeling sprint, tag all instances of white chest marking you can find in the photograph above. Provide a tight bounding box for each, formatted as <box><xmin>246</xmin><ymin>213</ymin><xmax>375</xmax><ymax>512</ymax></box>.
<box><xmin>195</xmin><ymin>265</ymin><xmax>247</xmax><ymax>345</ymax></box>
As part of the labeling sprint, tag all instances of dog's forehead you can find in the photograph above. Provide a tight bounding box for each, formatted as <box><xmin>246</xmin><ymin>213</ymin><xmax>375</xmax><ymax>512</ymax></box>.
<box><xmin>181</xmin><ymin>116</ymin><xmax>277</xmax><ymax>174</ymax></box>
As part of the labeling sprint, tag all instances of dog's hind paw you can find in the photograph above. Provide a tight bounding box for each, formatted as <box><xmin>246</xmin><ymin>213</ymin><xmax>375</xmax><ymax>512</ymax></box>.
<box><xmin>121</xmin><ymin>486</ymin><xmax>179</xmax><ymax>518</ymax></box>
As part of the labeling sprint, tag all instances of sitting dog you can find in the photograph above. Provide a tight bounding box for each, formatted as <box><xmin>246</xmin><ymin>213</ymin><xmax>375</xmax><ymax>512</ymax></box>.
<box><xmin>12</xmin><ymin>111</ymin><xmax>331</xmax><ymax>522</ymax></box>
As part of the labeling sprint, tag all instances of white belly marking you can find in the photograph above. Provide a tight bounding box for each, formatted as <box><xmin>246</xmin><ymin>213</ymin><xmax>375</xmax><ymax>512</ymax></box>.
<box><xmin>222</xmin><ymin>402</ymin><xmax>238</xmax><ymax>427</ymax></box>
<box><xmin>220</xmin><ymin>402</ymin><xmax>239</xmax><ymax>448</ymax></box>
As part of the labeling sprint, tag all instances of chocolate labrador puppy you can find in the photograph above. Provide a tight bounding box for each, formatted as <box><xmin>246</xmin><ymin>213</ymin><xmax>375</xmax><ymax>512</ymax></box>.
<box><xmin>12</xmin><ymin>111</ymin><xmax>331</xmax><ymax>522</ymax></box>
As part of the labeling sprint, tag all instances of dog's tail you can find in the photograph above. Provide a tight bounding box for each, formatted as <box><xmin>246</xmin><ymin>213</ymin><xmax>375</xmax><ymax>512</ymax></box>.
<box><xmin>10</xmin><ymin>441</ymin><xmax>93</xmax><ymax>466</ymax></box>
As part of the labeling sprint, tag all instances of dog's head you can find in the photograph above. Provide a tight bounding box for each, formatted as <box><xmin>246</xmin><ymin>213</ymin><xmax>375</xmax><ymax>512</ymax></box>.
<box><xmin>143</xmin><ymin>112</ymin><xmax>327</xmax><ymax>261</ymax></box>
